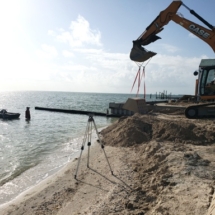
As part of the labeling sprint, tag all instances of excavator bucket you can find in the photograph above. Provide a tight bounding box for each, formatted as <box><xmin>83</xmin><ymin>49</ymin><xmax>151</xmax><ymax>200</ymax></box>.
<box><xmin>130</xmin><ymin>41</ymin><xmax>157</xmax><ymax>62</ymax></box>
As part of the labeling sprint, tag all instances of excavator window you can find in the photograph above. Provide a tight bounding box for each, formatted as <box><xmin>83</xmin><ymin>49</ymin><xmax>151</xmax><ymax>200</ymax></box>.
<box><xmin>202</xmin><ymin>69</ymin><xmax>215</xmax><ymax>95</ymax></box>
<box><xmin>206</xmin><ymin>69</ymin><xmax>215</xmax><ymax>84</ymax></box>
<box><xmin>200</xmin><ymin>69</ymin><xmax>207</xmax><ymax>95</ymax></box>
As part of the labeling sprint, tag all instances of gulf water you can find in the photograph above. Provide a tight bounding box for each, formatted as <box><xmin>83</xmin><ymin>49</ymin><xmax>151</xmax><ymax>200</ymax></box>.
<box><xmin>0</xmin><ymin>91</ymin><xmax>162</xmax><ymax>205</ymax></box>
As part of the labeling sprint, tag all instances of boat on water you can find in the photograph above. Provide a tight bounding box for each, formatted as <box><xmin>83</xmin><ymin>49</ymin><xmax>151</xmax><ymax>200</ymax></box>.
<box><xmin>0</xmin><ymin>109</ymin><xmax>20</xmax><ymax>119</ymax></box>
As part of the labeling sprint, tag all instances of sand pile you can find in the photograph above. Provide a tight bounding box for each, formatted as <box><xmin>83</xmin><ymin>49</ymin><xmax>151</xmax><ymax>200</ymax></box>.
<box><xmin>91</xmin><ymin>142</ymin><xmax>215</xmax><ymax>215</ymax></box>
<box><xmin>94</xmin><ymin>113</ymin><xmax>215</xmax><ymax>215</ymax></box>
<box><xmin>101</xmin><ymin>113</ymin><xmax>215</xmax><ymax>146</ymax></box>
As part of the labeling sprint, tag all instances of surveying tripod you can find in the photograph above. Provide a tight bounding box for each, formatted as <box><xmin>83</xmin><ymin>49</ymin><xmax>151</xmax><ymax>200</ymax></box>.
<box><xmin>74</xmin><ymin>114</ymin><xmax>113</xmax><ymax>179</ymax></box>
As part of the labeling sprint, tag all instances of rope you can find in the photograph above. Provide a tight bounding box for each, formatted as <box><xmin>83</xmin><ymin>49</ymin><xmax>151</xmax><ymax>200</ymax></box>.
<box><xmin>131</xmin><ymin>57</ymin><xmax>152</xmax><ymax>98</ymax></box>
<box><xmin>130</xmin><ymin>67</ymin><xmax>140</xmax><ymax>93</ymax></box>
<box><xmin>141</xmin><ymin>67</ymin><xmax>146</xmax><ymax>99</ymax></box>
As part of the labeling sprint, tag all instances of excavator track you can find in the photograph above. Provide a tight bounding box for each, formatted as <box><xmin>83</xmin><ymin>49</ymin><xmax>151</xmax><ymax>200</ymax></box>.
<box><xmin>185</xmin><ymin>102</ymin><xmax>215</xmax><ymax>119</ymax></box>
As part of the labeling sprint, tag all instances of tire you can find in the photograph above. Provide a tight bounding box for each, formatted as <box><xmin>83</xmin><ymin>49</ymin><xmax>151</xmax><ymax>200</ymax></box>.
<box><xmin>185</xmin><ymin>106</ymin><xmax>198</xmax><ymax>119</ymax></box>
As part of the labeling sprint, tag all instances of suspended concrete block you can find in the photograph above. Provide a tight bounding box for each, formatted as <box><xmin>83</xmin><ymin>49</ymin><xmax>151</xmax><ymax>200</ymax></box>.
<box><xmin>123</xmin><ymin>98</ymin><xmax>152</xmax><ymax>114</ymax></box>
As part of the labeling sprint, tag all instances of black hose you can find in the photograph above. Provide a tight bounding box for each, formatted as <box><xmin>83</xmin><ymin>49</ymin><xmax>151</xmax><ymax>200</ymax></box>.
<box><xmin>182</xmin><ymin>3</ymin><xmax>214</xmax><ymax>30</ymax></box>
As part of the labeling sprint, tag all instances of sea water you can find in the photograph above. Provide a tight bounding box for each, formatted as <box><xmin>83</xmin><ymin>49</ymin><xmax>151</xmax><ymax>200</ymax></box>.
<box><xmin>0</xmin><ymin>91</ymin><xmax>161</xmax><ymax>205</ymax></box>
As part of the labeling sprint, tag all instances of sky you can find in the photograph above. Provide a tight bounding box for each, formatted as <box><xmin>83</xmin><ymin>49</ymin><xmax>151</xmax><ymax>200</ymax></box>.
<box><xmin>0</xmin><ymin>0</ymin><xmax>215</xmax><ymax>95</ymax></box>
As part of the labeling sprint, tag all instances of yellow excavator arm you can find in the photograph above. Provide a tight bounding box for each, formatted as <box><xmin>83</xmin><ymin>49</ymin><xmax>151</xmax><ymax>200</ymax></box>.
<box><xmin>130</xmin><ymin>0</ymin><xmax>215</xmax><ymax>62</ymax></box>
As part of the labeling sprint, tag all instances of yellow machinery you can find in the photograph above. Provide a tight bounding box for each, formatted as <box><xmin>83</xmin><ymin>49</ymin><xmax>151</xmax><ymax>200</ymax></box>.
<box><xmin>130</xmin><ymin>0</ymin><xmax>215</xmax><ymax>62</ymax></box>
<box><xmin>130</xmin><ymin>0</ymin><xmax>215</xmax><ymax>118</ymax></box>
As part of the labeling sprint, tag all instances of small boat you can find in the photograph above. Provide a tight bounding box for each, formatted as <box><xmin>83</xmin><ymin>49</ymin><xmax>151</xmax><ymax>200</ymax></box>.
<box><xmin>0</xmin><ymin>109</ymin><xmax>20</xmax><ymax>120</ymax></box>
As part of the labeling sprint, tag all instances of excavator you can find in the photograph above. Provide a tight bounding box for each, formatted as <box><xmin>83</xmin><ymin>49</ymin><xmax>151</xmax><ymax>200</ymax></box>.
<box><xmin>130</xmin><ymin>0</ymin><xmax>215</xmax><ymax>119</ymax></box>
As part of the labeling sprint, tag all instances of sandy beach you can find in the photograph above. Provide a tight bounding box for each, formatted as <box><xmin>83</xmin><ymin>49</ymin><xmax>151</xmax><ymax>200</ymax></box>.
<box><xmin>1</xmin><ymin>106</ymin><xmax>215</xmax><ymax>215</ymax></box>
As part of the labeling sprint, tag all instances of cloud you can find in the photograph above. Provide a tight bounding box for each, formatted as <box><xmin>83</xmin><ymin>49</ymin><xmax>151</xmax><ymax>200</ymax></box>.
<box><xmin>62</xmin><ymin>50</ymin><xmax>74</xmax><ymax>58</ymax></box>
<box><xmin>158</xmin><ymin>44</ymin><xmax>180</xmax><ymax>53</ymax></box>
<box><xmin>2</xmin><ymin>16</ymin><xmax>208</xmax><ymax>94</ymax></box>
<box><xmin>36</xmin><ymin>44</ymin><xmax>58</xmax><ymax>59</ymax></box>
<box><xmin>55</xmin><ymin>15</ymin><xmax>102</xmax><ymax>48</ymax></box>
<box><xmin>46</xmin><ymin>18</ymin><xmax>204</xmax><ymax>93</ymax></box>
<box><xmin>40</xmin><ymin>33</ymin><xmax>214</xmax><ymax>94</ymax></box>
<box><xmin>51</xmin><ymin>44</ymin><xmax>204</xmax><ymax>94</ymax></box>
<box><xmin>188</xmin><ymin>33</ymin><xmax>197</xmax><ymax>38</ymax></box>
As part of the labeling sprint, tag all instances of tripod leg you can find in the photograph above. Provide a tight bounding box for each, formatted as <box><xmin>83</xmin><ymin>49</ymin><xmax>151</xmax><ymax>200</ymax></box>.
<box><xmin>74</xmin><ymin>146</ymin><xmax>84</xmax><ymax>179</ymax></box>
<box><xmin>92</xmin><ymin>118</ymin><xmax>114</xmax><ymax>175</ymax></box>
<box><xmin>74</xmin><ymin>120</ymin><xmax>90</xmax><ymax>179</ymax></box>
<box><xmin>87</xmin><ymin>121</ymin><xmax>92</xmax><ymax>168</ymax></box>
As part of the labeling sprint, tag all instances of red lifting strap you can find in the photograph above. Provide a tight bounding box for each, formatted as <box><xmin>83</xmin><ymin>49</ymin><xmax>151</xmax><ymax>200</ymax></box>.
<box><xmin>130</xmin><ymin>67</ymin><xmax>140</xmax><ymax>93</ymax></box>
<box><xmin>142</xmin><ymin>67</ymin><xmax>146</xmax><ymax>99</ymax></box>
<box><xmin>130</xmin><ymin>66</ymin><xmax>146</xmax><ymax>98</ymax></box>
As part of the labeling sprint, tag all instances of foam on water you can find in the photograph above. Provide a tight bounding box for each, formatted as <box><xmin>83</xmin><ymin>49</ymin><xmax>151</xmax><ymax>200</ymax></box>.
<box><xmin>0</xmin><ymin>134</ymin><xmax>84</xmax><ymax>204</ymax></box>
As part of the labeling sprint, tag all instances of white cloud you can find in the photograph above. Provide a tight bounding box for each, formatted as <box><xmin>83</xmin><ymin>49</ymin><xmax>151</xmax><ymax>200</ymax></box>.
<box><xmin>48</xmin><ymin>45</ymin><xmax>204</xmax><ymax>94</ymax></box>
<box><xmin>48</xmin><ymin>30</ymin><xmax>55</xmax><ymax>36</ymax></box>
<box><xmin>188</xmin><ymin>33</ymin><xmax>197</xmax><ymax>38</ymax></box>
<box><xmin>36</xmin><ymin>44</ymin><xmax>58</xmax><ymax>59</ymax></box>
<box><xmin>61</xmin><ymin>64</ymin><xmax>94</xmax><ymax>71</ymax></box>
<box><xmin>56</xmin><ymin>15</ymin><xmax>102</xmax><ymax>48</ymax></box>
<box><xmin>74</xmin><ymin>48</ymin><xmax>103</xmax><ymax>54</ymax></box>
<box><xmin>159</xmin><ymin>44</ymin><xmax>180</xmax><ymax>53</ymax></box>
<box><xmin>62</xmin><ymin>50</ymin><xmax>74</xmax><ymax>58</ymax></box>
<box><xmin>0</xmin><ymin>14</ymin><xmax>209</xmax><ymax>94</ymax></box>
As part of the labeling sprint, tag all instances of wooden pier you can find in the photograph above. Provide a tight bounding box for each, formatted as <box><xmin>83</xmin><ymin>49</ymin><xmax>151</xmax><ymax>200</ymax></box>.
<box><xmin>155</xmin><ymin>91</ymin><xmax>182</xmax><ymax>100</ymax></box>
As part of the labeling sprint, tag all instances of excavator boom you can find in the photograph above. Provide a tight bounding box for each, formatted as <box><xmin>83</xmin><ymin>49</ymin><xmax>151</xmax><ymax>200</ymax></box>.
<box><xmin>130</xmin><ymin>0</ymin><xmax>215</xmax><ymax>62</ymax></box>
<box><xmin>171</xmin><ymin>15</ymin><xmax>215</xmax><ymax>53</ymax></box>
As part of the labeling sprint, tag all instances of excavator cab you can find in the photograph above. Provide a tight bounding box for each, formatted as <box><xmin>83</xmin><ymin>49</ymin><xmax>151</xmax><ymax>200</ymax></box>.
<box><xmin>185</xmin><ymin>59</ymin><xmax>215</xmax><ymax>119</ymax></box>
<box><xmin>197</xmin><ymin>59</ymin><xmax>215</xmax><ymax>100</ymax></box>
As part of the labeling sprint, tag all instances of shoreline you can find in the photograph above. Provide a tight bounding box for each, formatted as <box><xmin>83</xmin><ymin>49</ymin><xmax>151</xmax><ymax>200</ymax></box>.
<box><xmin>0</xmin><ymin>148</ymin><xmax>81</xmax><ymax>209</ymax></box>
<box><xmin>0</xmin><ymin>138</ymin><xmax>81</xmax><ymax>205</ymax></box>
<box><xmin>0</xmin><ymin>133</ymin><xmax>118</xmax><ymax>215</ymax></box>
<box><xmin>0</xmin><ymin>125</ymin><xmax>106</xmax><ymax>208</ymax></box>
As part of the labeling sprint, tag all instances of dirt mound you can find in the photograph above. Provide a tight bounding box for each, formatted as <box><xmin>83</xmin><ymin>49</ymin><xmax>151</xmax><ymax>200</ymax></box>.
<box><xmin>101</xmin><ymin>115</ymin><xmax>152</xmax><ymax>147</ymax></box>
<box><xmin>96</xmin><ymin>113</ymin><xmax>215</xmax><ymax>214</ymax></box>
<box><xmin>93</xmin><ymin>140</ymin><xmax>215</xmax><ymax>215</ymax></box>
<box><xmin>153</xmin><ymin>120</ymin><xmax>204</xmax><ymax>144</ymax></box>
<box><xmin>101</xmin><ymin>113</ymin><xmax>215</xmax><ymax>147</ymax></box>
